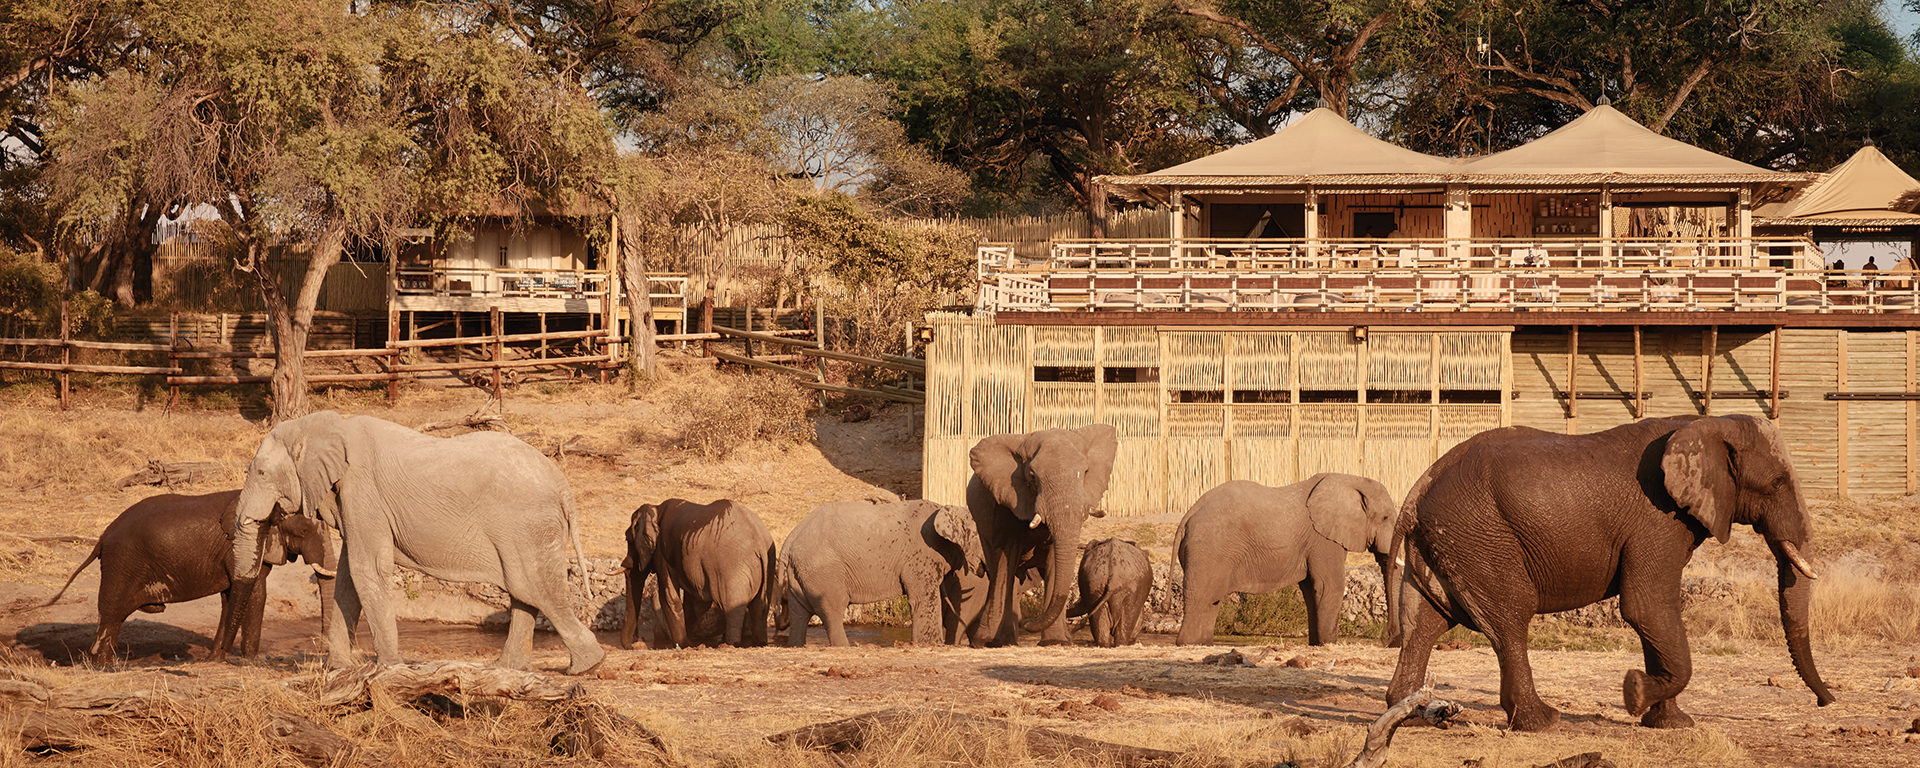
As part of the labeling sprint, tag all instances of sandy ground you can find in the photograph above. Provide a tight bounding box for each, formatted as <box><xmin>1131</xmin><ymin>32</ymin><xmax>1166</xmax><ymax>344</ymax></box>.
<box><xmin>3</xmin><ymin>367</ymin><xmax>1918</xmax><ymax>766</ymax></box>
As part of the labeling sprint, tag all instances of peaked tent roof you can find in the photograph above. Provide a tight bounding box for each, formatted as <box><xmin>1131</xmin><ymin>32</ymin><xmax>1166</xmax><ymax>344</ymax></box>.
<box><xmin>1460</xmin><ymin>105</ymin><xmax>1782</xmax><ymax>179</ymax></box>
<box><xmin>1762</xmin><ymin>145</ymin><xmax>1920</xmax><ymax>221</ymax></box>
<box><xmin>1145</xmin><ymin>108</ymin><xmax>1461</xmax><ymax>178</ymax></box>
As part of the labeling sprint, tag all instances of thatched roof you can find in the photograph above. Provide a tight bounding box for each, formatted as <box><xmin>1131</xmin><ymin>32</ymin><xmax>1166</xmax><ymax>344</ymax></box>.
<box><xmin>1100</xmin><ymin>104</ymin><xmax>1811</xmax><ymax>202</ymax></box>
<box><xmin>1754</xmin><ymin>145</ymin><xmax>1920</xmax><ymax>225</ymax></box>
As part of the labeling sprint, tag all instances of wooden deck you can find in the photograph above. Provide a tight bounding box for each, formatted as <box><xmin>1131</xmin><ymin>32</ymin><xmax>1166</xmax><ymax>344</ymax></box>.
<box><xmin>974</xmin><ymin>238</ymin><xmax>1920</xmax><ymax>320</ymax></box>
<box><xmin>393</xmin><ymin>266</ymin><xmax>689</xmax><ymax>319</ymax></box>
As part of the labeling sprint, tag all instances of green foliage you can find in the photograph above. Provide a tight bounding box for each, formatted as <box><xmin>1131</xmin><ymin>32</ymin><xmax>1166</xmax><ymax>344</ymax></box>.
<box><xmin>1212</xmin><ymin>589</ymin><xmax>1309</xmax><ymax>638</ymax></box>
<box><xmin>779</xmin><ymin>193</ymin><xmax>976</xmax><ymax>359</ymax></box>
<box><xmin>0</xmin><ymin>248</ymin><xmax>60</xmax><ymax>333</ymax></box>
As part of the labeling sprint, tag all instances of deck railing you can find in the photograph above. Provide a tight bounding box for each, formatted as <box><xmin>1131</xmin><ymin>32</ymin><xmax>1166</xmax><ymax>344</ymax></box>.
<box><xmin>974</xmin><ymin>238</ymin><xmax>1920</xmax><ymax>314</ymax></box>
<box><xmin>395</xmin><ymin>265</ymin><xmax>614</xmax><ymax>300</ymax></box>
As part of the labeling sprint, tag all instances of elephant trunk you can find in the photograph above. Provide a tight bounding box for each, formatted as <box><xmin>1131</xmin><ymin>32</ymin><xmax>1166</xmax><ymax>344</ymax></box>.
<box><xmin>1022</xmin><ymin>514</ymin><xmax>1081</xmax><ymax>634</ymax></box>
<box><xmin>1772</xmin><ymin>538</ymin><xmax>1835</xmax><ymax>706</ymax></box>
<box><xmin>1377</xmin><ymin>548</ymin><xmax>1402</xmax><ymax>648</ymax></box>
<box><xmin>231</xmin><ymin>505</ymin><xmax>268</xmax><ymax>583</ymax></box>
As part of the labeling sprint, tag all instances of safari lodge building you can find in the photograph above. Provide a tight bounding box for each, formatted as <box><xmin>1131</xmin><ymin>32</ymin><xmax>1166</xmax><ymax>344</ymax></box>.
<box><xmin>924</xmin><ymin>106</ymin><xmax>1920</xmax><ymax>514</ymax></box>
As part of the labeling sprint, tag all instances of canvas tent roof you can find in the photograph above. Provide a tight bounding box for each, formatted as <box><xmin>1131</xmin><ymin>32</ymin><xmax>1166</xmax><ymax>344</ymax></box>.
<box><xmin>1100</xmin><ymin>105</ymin><xmax>1810</xmax><ymax>201</ymax></box>
<box><xmin>1756</xmin><ymin>145</ymin><xmax>1920</xmax><ymax>223</ymax></box>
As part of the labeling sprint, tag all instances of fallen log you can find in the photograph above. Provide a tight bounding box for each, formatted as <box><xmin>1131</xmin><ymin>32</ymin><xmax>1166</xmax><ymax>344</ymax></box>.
<box><xmin>297</xmin><ymin>661</ymin><xmax>586</xmax><ymax>708</ymax></box>
<box><xmin>115</xmin><ymin>460</ymin><xmax>224</xmax><ymax>489</ymax></box>
<box><xmin>264</xmin><ymin>709</ymin><xmax>360</xmax><ymax>767</ymax></box>
<box><xmin>415</xmin><ymin>412</ymin><xmax>509</xmax><ymax>434</ymax></box>
<box><xmin>11</xmin><ymin>708</ymin><xmax>92</xmax><ymax>754</ymax></box>
<box><xmin>545</xmin><ymin>435</ymin><xmax>621</xmax><ymax>463</ymax></box>
<box><xmin>1343</xmin><ymin>686</ymin><xmax>1463</xmax><ymax>768</ymax></box>
<box><xmin>766</xmin><ymin>708</ymin><xmax>1188</xmax><ymax>767</ymax></box>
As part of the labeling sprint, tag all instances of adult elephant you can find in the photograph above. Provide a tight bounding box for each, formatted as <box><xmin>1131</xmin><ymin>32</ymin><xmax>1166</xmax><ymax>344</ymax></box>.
<box><xmin>230</xmin><ymin>411</ymin><xmax>604</xmax><ymax>675</ymax></box>
<box><xmin>964</xmin><ymin>424</ymin><xmax>1117</xmax><ymax>646</ymax></box>
<box><xmin>48</xmin><ymin>490</ymin><xmax>330</xmax><ymax>665</ymax></box>
<box><xmin>1174</xmin><ymin>474</ymin><xmax>1397</xmax><ymax>646</ymax></box>
<box><xmin>620</xmin><ymin>498</ymin><xmax>775</xmax><ymax>649</ymax></box>
<box><xmin>1387</xmin><ymin>414</ymin><xmax>1834</xmax><ymax>732</ymax></box>
<box><xmin>779</xmin><ymin>498</ymin><xmax>983</xmax><ymax>646</ymax></box>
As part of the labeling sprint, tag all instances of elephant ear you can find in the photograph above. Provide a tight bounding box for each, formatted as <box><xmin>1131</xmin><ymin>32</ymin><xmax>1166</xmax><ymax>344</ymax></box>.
<box><xmin>932</xmin><ymin>503</ymin><xmax>985</xmax><ymax>575</ymax></box>
<box><xmin>284</xmin><ymin>414</ymin><xmax>349</xmax><ymax>528</ymax></box>
<box><xmin>1304</xmin><ymin>473</ymin><xmax>1371</xmax><ymax>552</ymax></box>
<box><xmin>259</xmin><ymin>514</ymin><xmax>290</xmax><ymax>565</ymax></box>
<box><xmin>969</xmin><ymin>433</ymin><xmax>1034</xmax><ymax>518</ymax></box>
<box><xmin>1073</xmin><ymin>423</ymin><xmax>1119</xmax><ymax>509</ymax></box>
<box><xmin>1662</xmin><ymin>418</ymin><xmax>1737</xmax><ymax>543</ymax></box>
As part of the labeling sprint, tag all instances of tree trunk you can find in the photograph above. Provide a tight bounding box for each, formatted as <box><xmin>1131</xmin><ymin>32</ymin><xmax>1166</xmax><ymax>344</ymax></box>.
<box><xmin>253</xmin><ymin>224</ymin><xmax>347</xmax><ymax>424</ymax></box>
<box><xmin>616</xmin><ymin>203</ymin><xmax>656</xmax><ymax>378</ymax></box>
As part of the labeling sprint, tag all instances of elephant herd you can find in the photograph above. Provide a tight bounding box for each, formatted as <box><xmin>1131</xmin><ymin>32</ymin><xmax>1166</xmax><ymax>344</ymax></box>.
<box><xmin>50</xmin><ymin>409</ymin><xmax>1834</xmax><ymax>733</ymax></box>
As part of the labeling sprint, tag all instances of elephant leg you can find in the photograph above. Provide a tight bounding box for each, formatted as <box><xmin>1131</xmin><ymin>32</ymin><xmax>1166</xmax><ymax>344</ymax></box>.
<box><xmin>498</xmin><ymin>550</ymin><xmax>604</xmax><ymax>674</ymax></box>
<box><xmin>1461</xmin><ymin>580</ymin><xmax>1556</xmax><ymax>731</ymax></box>
<box><xmin>785</xmin><ymin>591</ymin><xmax>813</xmax><ymax>647</ymax></box>
<box><xmin>341</xmin><ymin>530</ymin><xmax>403</xmax><ymax>667</ymax></box>
<box><xmin>1177</xmin><ymin>576</ymin><xmax>1224</xmax><ymax>646</ymax></box>
<box><xmin>91</xmin><ymin>596</ymin><xmax>137</xmax><ymax>667</ymax></box>
<box><xmin>498</xmin><ymin>598</ymin><xmax>536</xmax><ymax>671</ymax></box>
<box><xmin>327</xmin><ymin>555</ymin><xmax>364</xmax><ymax>670</ymax></box>
<box><xmin>909</xmin><ymin>577</ymin><xmax>943</xmax><ymax>646</ymax></box>
<box><xmin>1089</xmin><ymin>604</ymin><xmax>1112</xmax><ymax>647</ymax></box>
<box><xmin>720</xmin><ymin>601</ymin><xmax>749</xmax><ymax>647</ymax></box>
<box><xmin>1303</xmin><ymin>552</ymin><xmax>1346</xmax><ymax>646</ymax></box>
<box><xmin>1116</xmin><ymin>589</ymin><xmax>1143</xmax><ymax>646</ymax></box>
<box><xmin>745</xmin><ymin>590</ymin><xmax>770</xmax><ymax>648</ymax></box>
<box><xmin>211</xmin><ymin>588</ymin><xmax>240</xmax><ymax>662</ymax></box>
<box><xmin>1619</xmin><ymin>562</ymin><xmax>1695</xmax><ymax>729</ymax></box>
<box><xmin>656</xmin><ymin>571</ymin><xmax>690</xmax><ymax>648</ymax></box>
<box><xmin>821</xmin><ymin>599</ymin><xmax>851</xmax><ymax>647</ymax></box>
<box><xmin>1386</xmin><ymin>593</ymin><xmax>1456</xmax><ymax>706</ymax></box>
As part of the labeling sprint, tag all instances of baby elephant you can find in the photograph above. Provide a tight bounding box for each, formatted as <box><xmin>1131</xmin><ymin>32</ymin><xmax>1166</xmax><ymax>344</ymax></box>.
<box><xmin>47</xmin><ymin>490</ymin><xmax>330</xmax><ymax>665</ymax></box>
<box><xmin>1175</xmin><ymin>473</ymin><xmax>1397</xmax><ymax>646</ymax></box>
<box><xmin>779</xmin><ymin>499</ymin><xmax>984</xmax><ymax>646</ymax></box>
<box><xmin>1066</xmin><ymin>538</ymin><xmax>1153</xmax><ymax>647</ymax></box>
<box><xmin>620</xmin><ymin>498</ymin><xmax>776</xmax><ymax>649</ymax></box>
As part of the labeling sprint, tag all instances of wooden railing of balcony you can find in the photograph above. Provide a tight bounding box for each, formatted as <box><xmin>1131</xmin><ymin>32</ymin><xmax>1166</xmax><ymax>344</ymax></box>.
<box><xmin>974</xmin><ymin>238</ymin><xmax>1920</xmax><ymax>314</ymax></box>
<box><xmin>394</xmin><ymin>265</ymin><xmax>614</xmax><ymax>300</ymax></box>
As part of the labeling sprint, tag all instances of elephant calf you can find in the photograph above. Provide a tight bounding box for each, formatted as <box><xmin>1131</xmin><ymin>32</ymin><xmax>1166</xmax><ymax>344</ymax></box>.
<box><xmin>778</xmin><ymin>499</ymin><xmax>984</xmax><ymax>646</ymax></box>
<box><xmin>1066</xmin><ymin>538</ymin><xmax>1152</xmax><ymax>647</ymax></box>
<box><xmin>47</xmin><ymin>490</ymin><xmax>329</xmax><ymax>665</ymax></box>
<box><xmin>621</xmin><ymin>498</ymin><xmax>777</xmax><ymax>649</ymax></box>
<box><xmin>1174</xmin><ymin>473</ymin><xmax>1397</xmax><ymax>646</ymax></box>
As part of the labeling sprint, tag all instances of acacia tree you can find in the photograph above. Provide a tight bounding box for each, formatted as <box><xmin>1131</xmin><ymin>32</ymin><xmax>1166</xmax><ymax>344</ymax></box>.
<box><xmin>45</xmin><ymin>0</ymin><xmax>613</xmax><ymax>421</ymax></box>
<box><xmin>1170</xmin><ymin>0</ymin><xmax>1424</xmax><ymax>127</ymax></box>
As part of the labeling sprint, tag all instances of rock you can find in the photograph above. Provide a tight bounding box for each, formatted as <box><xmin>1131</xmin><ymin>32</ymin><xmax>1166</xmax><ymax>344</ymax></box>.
<box><xmin>1090</xmin><ymin>694</ymin><xmax>1121</xmax><ymax>711</ymax></box>
<box><xmin>1909</xmin><ymin>718</ymin><xmax>1919</xmax><ymax>734</ymax></box>
<box><xmin>1283</xmin><ymin>656</ymin><xmax>1310</xmax><ymax>668</ymax></box>
<box><xmin>1199</xmin><ymin>650</ymin><xmax>1256</xmax><ymax>667</ymax></box>
<box><xmin>1905</xmin><ymin>666</ymin><xmax>1920</xmax><ymax>678</ymax></box>
<box><xmin>1274</xmin><ymin>716</ymin><xmax>1314</xmax><ymax>737</ymax></box>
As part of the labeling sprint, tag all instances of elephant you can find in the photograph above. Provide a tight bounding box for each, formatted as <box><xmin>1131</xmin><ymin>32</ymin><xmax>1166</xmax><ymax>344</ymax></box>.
<box><xmin>230</xmin><ymin>411</ymin><xmax>604</xmax><ymax>675</ymax></box>
<box><xmin>963</xmin><ymin>424</ymin><xmax>1118</xmax><ymax>646</ymax></box>
<box><xmin>48</xmin><ymin>490</ymin><xmax>330</xmax><ymax>665</ymax></box>
<box><xmin>1065</xmin><ymin>538</ymin><xmax>1152</xmax><ymax>647</ymax></box>
<box><xmin>620</xmin><ymin>498</ymin><xmax>776</xmax><ymax>649</ymax></box>
<box><xmin>1173</xmin><ymin>474</ymin><xmax>1397</xmax><ymax>646</ymax></box>
<box><xmin>1386</xmin><ymin>414</ymin><xmax>1835</xmax><ymax>732</ymax></box>
<box><xmin>778</xmin><ymin>498</ymin><xmax>985</xmax><ymax>646</ymax></box>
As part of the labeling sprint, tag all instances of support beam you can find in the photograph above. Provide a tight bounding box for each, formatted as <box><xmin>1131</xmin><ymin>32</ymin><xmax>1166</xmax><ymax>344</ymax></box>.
<box><xmin>1771</xmin><ymin>326</ymin><xmax>1782</xmax><ymax>421</ymax></box>
<box><xmin>1566</xmin><ymin>325</ymin><xmax>1579</xmax><ymax>432</ymax></box>
<box><xmin>1633</xmin><ymin>325</ymin><xmax>1644</xmax><ymax>419</ymax></box>
<box><xmin>1838</xmin><ymin>331</ymin><xmax>1849</xmax><ymax>498</ymax></box>
<box><xmin>1703</xmin><ymin>326</ymin><xmax>1717</xmax><ymax>415</ymax></box>
<box><xmin>1909</xmin><ymin>330</ymin><xmax>1916</xmax><ymax>494</ymax></box>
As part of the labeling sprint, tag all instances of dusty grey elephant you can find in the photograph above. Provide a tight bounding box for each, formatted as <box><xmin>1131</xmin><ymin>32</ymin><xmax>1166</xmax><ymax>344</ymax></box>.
<box><xmin>1065</xmin><ymin>538</ymin><xmax>1152</xmax><ymax>647</ymax></box>
<box><xmin>1174</xmin><ymin>474</ymin><xmax>1397</xmax><ymax>646</ymax></box>
<box><xmin>778</xmin><ymin>498</ymin><xmax>984</xmax><ymax>646</ymax></box>
<box><xmin>964</xmin><ymin>424</ymin><xmax>1118</xmax><ymax>646</ymax></box>
<box><xmin>230</xmin><ymin>411</ymin><xmax>604</xmax><ymax>675</ymax></box>
<box><xmin>49</xmin><ymin>490</ymin><xmax>330</xmax><ymax>665</ymax></box>
<box><xmin>620</xmin><ymin>498</ymin><xmax>775</xmax><ymax>649</ymax></box>
<box><xmin>1388</xmin><ymin>415</ymin><xmax>1833</xmax><ymax>731</ymax></box>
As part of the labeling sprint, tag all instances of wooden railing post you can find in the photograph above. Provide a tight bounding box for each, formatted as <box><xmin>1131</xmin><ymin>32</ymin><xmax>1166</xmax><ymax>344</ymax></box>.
<box><xmin>700</xmin><ymin>278</ymin><xmax>714</xmax><ymax>360</ymax></box>
<box><xmin>814</xmin><ymin>293</ymin><xmax>827</xmax><ymax>408</ymax></box>
<box><xmin>490</xmin><ymin>306</ymin><xmax>503</xmax><ymax>401</ymax></box>
<box><xmin>744</xmin><ymin>305</ymin><xmax>755</xmax><ymax>361</ymax></box>
<box><xmin>167</xmin><ymin>313</ymin><xmax>181</xmax><ymax>413</ymax></box>
<box><xmin>57</xmin><ymin>299</ymin><xmax>70</xmax><ymax>410</ymax></box>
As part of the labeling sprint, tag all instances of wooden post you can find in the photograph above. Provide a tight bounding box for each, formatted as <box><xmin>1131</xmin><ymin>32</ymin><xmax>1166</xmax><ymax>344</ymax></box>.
<box><xmin>1632</xmin><ymin>325</ymin><xmax>1644</xmax><ymax>419</ymax></box>
<box><xmin>1566</xmin><ymin>325</ymin><xmax>1578</xmax><ymax>432</ymax></box>
<box><xmin>1770</xmin><ymin>326</ymin><xmax>1783</xmax><ymax>421</ymax></box>
<box><xmin>386</xmin><ymin>240</ymin><xmax>400</xmax><ymax>404</ymax></box>
<box><xmin>813</xmin><ymin>293</ymin><xmax>827</xmax><ymax>408</ymax></box>
<box><xmin>489</xmin><ymin>307</ymin><xmax>503</xmax><ymax>400</ymax></box>
<box><xmin>1838</xmin><ymin>331</ymin><xmax>1849</xmax><ymax>498</ymax></box>
<box><xmin>1089</xmin><ymin>179</ymin><xmax>1108</xmax><ymax>239</ymax></box>
<box><xmin>1907</xmin><ymin>330</ymin><xmax>1916</xmax><ymax>494</ymax></box>
<box><xmin>1702</xmin><ymin>326</ymin><xmax>1717</xmax><ymax>415</ymax></box>
<box><xmin>167</xmin><ymin>313</ymin><xmax>181</xmax><ymax>413</ymax></box>
<box><xmin>700</xmin><ymin>279</ymin><xmax>714</xmax><ymax>360</ymax></box>
<box><xmin>744</xmin><ymin>305</ymin><xmax>755</xmax><ymax>361</ymax></box>
<box><xmin>58</xmin><ymin>299</ymin><xmax>69</xmax><ymax>410</ymax></box>
<box><xmin>537</xmin><ymin>313</ymin><xmax>547</xmax><ymax>360</ymax></box>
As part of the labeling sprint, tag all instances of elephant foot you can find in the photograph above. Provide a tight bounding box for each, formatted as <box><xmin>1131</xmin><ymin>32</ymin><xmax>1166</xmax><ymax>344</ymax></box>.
<box><xmin>1639</xmin><ymin>699</ymin><xmax>1694</xmax><ymax>729</ymax></box>
<box><xmin>566</xmin><ymin>645</ymin><xmax>608</xmax><ymax>676</ymax></box>
<box><xmin>1506</xmin><ymin>703</ymin><xmax>1561</xmax><ymax>733</ymax></box>
<box><xmin>1037</xmin><ymin>638</ymin><xmax>1072</xmax><ymax>647</ymax></box>
<box><xmin>1623</xmin><ymin>669</ymin><xmax>1658</xmax><ymax>716</ymax></box>
<box><xmin>496</xmin><ymin>654</ymin><xmax>532</xmax><ymax>672</ymax></box>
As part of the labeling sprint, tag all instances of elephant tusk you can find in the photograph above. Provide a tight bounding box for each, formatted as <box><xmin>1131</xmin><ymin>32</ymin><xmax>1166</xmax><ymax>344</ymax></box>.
<box><xmin>1780</xmin><ymin>541</ymin><xmax>1820</xmax><ymax>580</ymax></box>
<box><xmin>608</xmin><ymin>565</ymin><xmax>627</xmax><ymax>576</ymax></box>
<box><xmin>310</xmin><ymin>563</ymin><xmax>337</xmax><ymax>579</ymax></box>
<box><xmin>1028</xmin><ymin>516</ymin><xmax>1043</xmax><ymax>529</ymax></box>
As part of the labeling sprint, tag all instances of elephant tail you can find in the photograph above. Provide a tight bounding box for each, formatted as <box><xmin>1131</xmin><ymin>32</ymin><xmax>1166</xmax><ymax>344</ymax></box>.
<box><xmin>563</xmin><ymin>488</ymin><xmax>590</xmax><ymax>597</ymax></box>
<box><xmin>762</xmin><ymin>541</ymin><xmax>779</xmax><ymax>632</ymax></box>
<box><xmin>772</xmin><ymin>555</ymin><xmax>790</xmax><ymax>631</ymax></box>
<box><xmin>45</xmin><ymin>541</ymin><xmax>101</xmax><ymax>607</ymax></box>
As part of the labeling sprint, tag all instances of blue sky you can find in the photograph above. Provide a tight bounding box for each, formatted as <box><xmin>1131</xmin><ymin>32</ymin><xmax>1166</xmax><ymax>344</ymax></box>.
<box><xmin>1887</xmin><ymin>0</ymin><xmax>1919</xmax><ymax>40</ymax></box>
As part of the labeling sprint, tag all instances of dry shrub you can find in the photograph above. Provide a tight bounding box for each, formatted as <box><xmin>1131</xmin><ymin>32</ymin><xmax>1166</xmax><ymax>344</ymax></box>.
<box><xmin>671</xmin><ymin>371</ymin><xmax>816</xmax><ymax>459</ymax></box>
<box><xmin>1684</xmin><ymin>557</ymin><xmax>1920</xmax><ymax>644</ymax></box>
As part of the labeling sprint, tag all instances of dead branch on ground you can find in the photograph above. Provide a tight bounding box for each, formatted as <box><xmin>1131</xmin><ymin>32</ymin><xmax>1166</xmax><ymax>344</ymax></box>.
<box><xmin>115</xmin><ymin>460</ymin><xmax>223</xmax><ymax>488</ymax></box>
<box><xmin>1344</xmin><ymin>685</ymin><xmax>1463</xmax><ymax>768</ymax></box>
<box><xmin>767</xmin><ymin>707</ymin><xmax>1192</xmax><ymax>767</ymax></box>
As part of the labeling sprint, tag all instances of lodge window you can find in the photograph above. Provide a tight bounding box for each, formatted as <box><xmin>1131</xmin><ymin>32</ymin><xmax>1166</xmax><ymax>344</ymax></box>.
<box><xmin>1297</xmin><ymin>389</ymin><xmax>1360</xmax><ymax>403</ymax></box>
<box><xmin>1439</xmin><ymin>389</ymin><xmax>1502</xmax><ymax>404</ymax></box>
<box><xmin>1353</xmin><ymin>212</ymin><xmax>1396</xmax><ymax>238</ymax></box>
<box><xmin>1367</xmin><ymin>389</ymin><xmax>1433</xmax><ymax>404</ymax></box>
<box><xmin>1170</xmin><ymin>390</ymin><xmax>1226</xmax><ymax>404</ymax></box>
<box><xmin>1231</xmin><ymin>390</ymin><xmax>1290</xmax><ymax>403</ymax></box>
<box><xmin>1104</xmin><ymin>366</ymin><xmax>1160</xmax><ymax>383</ymax></box>
<box><xmin>1033</xmin><ymin>366</ymin><xmax>1096</xmax><ymax>382</ymax></box>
